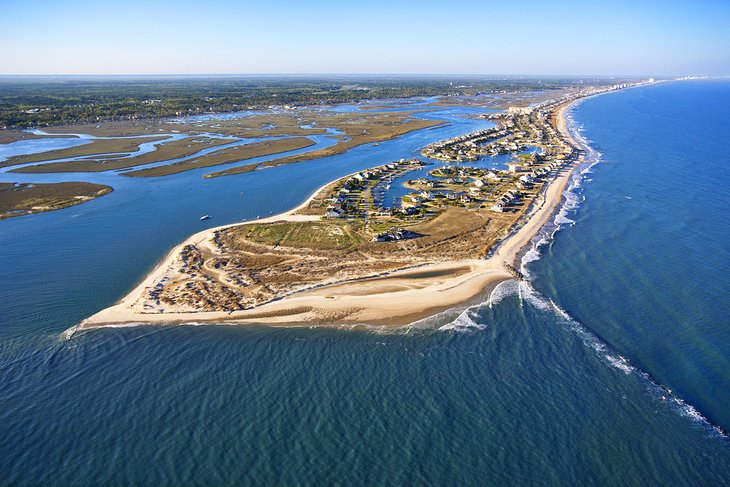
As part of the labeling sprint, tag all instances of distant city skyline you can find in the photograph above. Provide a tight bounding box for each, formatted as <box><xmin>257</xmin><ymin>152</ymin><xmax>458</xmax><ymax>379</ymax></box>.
<box><xmin>1</xmin><ymin>0</ymin><xmax>728</xmax><ymax>76</ymax></box>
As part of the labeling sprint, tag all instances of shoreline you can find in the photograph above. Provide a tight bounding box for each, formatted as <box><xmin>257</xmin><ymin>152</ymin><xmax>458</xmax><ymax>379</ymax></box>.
<box><xmin>75</xmin><ymin>96</ymin><xmax>590</xmax><ymax>334</ymax></box>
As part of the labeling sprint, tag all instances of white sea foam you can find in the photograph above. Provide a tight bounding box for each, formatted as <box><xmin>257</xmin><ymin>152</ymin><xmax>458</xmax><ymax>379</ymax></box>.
<box><xmin>438</xmin><ymin>308</ymin><xmax>487</xmax><ymax>332</ymax></box>
<box><xmin>59</xmin><ymin>325</ymin><xmax>79</xmax><ymax>341</ymax></box>
<box><xmin>521</xmin><ymin>245</ymin><xmax>543</xmax><ymax>266</ymax></box>
<box><xmin>514</xmin><ymin>111</ymin><xmax>602</xmax><ymax>278</ymax></box>
<box><xmin>519</xmin><ymin>259</ymin><xmax>639</xmax><ymax>377</ymax></box>
<box><xmin>487</xmin><ymin>280</ymin><xmax>519</xmax><ymax>308</ymax></box>
<box><xmin>486</xmin><ymin>107</ymin><xmax>730</xmax><ymax>440</ymax></box>
<box><xmin>514</xmin><ymin>282</ymin><xmax>726</xmax><ymax>438</ymax></box>
<box><xmin>422</xmin><ymin>277</ymin><xmax>522</xmax><ymax>334</ymax></box>
<box><xmin>553</xmin><ymin>213</ymin><xmax>576</xmax><ymax>226</ymax></box>
<box><xmin>517</xmin><ymin>281</ymin><xmax>553</xmax><ymax>312</ymax></box>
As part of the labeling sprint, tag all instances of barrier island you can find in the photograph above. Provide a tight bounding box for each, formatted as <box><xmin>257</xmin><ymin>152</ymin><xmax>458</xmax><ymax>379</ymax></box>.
<box><xmin>78</xmin><ymin>82</ymin><xmax>649</xmax><ymax>331</ymax></box>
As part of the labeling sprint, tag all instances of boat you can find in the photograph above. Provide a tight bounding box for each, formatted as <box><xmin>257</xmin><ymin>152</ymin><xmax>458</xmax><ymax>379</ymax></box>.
<box><xmin>200</xmin><ymin>215</ymin><xmax>212</xmax><ymax>221</ymax></box>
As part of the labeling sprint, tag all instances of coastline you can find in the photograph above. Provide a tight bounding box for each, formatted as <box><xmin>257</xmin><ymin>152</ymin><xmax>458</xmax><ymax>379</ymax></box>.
<box><xmin>76</xmin><ymin>98</ymin><xmax>588</xmax><ymax>333</ymax></box>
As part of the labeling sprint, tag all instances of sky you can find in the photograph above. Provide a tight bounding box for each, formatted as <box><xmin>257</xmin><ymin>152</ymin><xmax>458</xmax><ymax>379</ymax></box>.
<box><xmin>1</xmin><ymin>0</ymin><xmax>729</xmax><ymax>76</ymax></box>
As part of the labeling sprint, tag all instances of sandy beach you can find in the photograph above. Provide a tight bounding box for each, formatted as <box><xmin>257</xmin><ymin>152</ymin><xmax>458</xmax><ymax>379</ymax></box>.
<box><xmin>77</xmin><ymin>99</ymin><xmax>584</xmax><ymax>332</ymax></box>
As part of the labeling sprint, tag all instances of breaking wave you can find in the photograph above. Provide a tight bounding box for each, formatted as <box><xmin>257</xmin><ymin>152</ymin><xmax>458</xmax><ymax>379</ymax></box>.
<box><xmin>518</xmin><ymin>279</ymin><xmax>727</xmax><ymax>439</ymax></box>
<box><xmin>517</xmin><ymin>107</ymin><xmax>726</xmax><ymax>439</ymax></box>
<box><xmin>433</xmin><ymin>102</ymin><xmax>728</xmax><ymax>440</ymax></box>
<box><xmin>437</xmin><ymin>308</ymin><xmax>486</xmax><ymax>332</ymax></box>
<box><xmin>486</xmin><ymin>279</ymin><xmax>519</xmax><ymax>308</ymax></box>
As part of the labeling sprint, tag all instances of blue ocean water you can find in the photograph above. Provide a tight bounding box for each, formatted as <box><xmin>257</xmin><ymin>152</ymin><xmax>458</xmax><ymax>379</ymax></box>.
<box><xmin>1</xmin><ymin>81</ymin><xmax>729</xmax><ymax>485</ymax></box>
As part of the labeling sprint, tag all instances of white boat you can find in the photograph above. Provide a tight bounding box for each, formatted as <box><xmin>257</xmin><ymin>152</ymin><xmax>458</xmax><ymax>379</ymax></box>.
<box><xmin>200</xmin><ymin>215</ymin><xmax>212</xmax><ymax>221</ymax></box>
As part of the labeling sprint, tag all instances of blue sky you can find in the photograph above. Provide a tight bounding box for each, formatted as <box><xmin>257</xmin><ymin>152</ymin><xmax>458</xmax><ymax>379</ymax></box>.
<box><xmin>1</xmin><ymin>0</ymin><xmax>728</xmax><ymax>75</ymax></box>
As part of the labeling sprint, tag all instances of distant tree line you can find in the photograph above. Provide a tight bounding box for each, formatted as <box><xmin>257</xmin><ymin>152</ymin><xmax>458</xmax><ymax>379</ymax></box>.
<box><xmin>0</xmin><ymin>76</ymin><xmax>630</xmax><ymax>128</ymax></box>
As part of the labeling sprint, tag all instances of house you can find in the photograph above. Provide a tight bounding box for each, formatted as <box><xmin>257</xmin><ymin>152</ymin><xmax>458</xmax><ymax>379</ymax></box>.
<box><xmin>325</xmin><ymin>207</ymin><xmax>343</xmax><ymax>218</ymax></box>
<box><xmin>473</xmin><ymin>179</ymin><xmax>485</xmax><ymax>188</ymax></box>
<box><xmin>491</xmin><ymin>202</ymin><xmax>504</xmax><ymax>212</ymax></box>
<box><xmin>372</xmin><ymin>227</ymin><xmax>418</xmax><ymax>242</ymax></box>
<box><xmin>507</xmin><ymin>163</ymin><xmax>521</xmax><ymax>173</ymax></box>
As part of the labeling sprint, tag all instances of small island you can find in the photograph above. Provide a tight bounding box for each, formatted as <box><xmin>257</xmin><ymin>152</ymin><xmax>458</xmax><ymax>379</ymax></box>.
<box><xmin>0</xmin><ymin>181</ymin><xmax>112</xmax><ymax>220</ymax></box>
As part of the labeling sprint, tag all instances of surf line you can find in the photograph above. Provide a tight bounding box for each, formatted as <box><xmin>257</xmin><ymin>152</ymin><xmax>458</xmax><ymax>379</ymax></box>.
<box><xmin>497</xmin><ymin>100</ymin><xmax>729</xmax><ymax>441</ymax></box>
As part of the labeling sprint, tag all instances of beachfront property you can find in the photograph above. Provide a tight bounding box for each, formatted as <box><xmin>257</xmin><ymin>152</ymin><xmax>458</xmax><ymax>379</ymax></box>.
<box><xmin>316</xmin><ymin>89</ymin><xmax>612</xmax><ymax>223</ymax></box>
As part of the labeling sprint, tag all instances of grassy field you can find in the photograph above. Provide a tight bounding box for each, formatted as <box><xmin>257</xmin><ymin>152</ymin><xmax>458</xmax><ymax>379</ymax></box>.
<box><xmin>234</xmin><ymin>221</ymin><xmax>365</xmax><ymax>250</ymax></box>
<box><xmin>2</xmin><ymin>135</ymin><xmax>167</xmax><ymax>169</ymax></box>
<box><xmin>124</xmin><ymin>137</ymin><xmax>316</xmax><ymax>178</ymax></box>
<box><xmin>0</xmin><ymin>182</ymin><xmax>112</xmax><ymax>219</ymax></box>
<box><xmin>234</xmin><ymin>205</ymin><xmax>517</xmax><ymax>259</ymax></box>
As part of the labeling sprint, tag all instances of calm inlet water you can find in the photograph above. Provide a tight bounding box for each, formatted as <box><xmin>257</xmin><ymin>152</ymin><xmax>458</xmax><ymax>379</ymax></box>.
<box><xmin>1</xmin><ymin>82</ymin><xmax>729</xmax><ymax>485</ymax></box>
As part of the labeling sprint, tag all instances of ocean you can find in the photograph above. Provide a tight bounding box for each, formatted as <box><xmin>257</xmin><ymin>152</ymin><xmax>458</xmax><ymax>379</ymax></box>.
<box><xmin>1</xmin><ymin>80</ymin><xmax>729</xmax><ymax>485</ymax></box>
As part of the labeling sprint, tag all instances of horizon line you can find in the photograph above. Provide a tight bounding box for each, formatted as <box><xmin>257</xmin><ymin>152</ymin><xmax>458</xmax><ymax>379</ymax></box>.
<box><xmin>0</xmin><ymin>73</ymin><xmax>704</xmax><ymax>78</ymax></box>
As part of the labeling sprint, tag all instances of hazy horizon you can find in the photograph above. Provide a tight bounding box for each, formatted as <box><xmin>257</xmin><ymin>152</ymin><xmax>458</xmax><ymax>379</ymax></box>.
<box><xmin>0</xmin><ymin>73</ymin><xmax>674</xmax><ymax>78</ymax></box>
<box><xmin>2</xmin><ymin>0</ymin><xmax>729</xmax><ymax>77</ymax></box>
